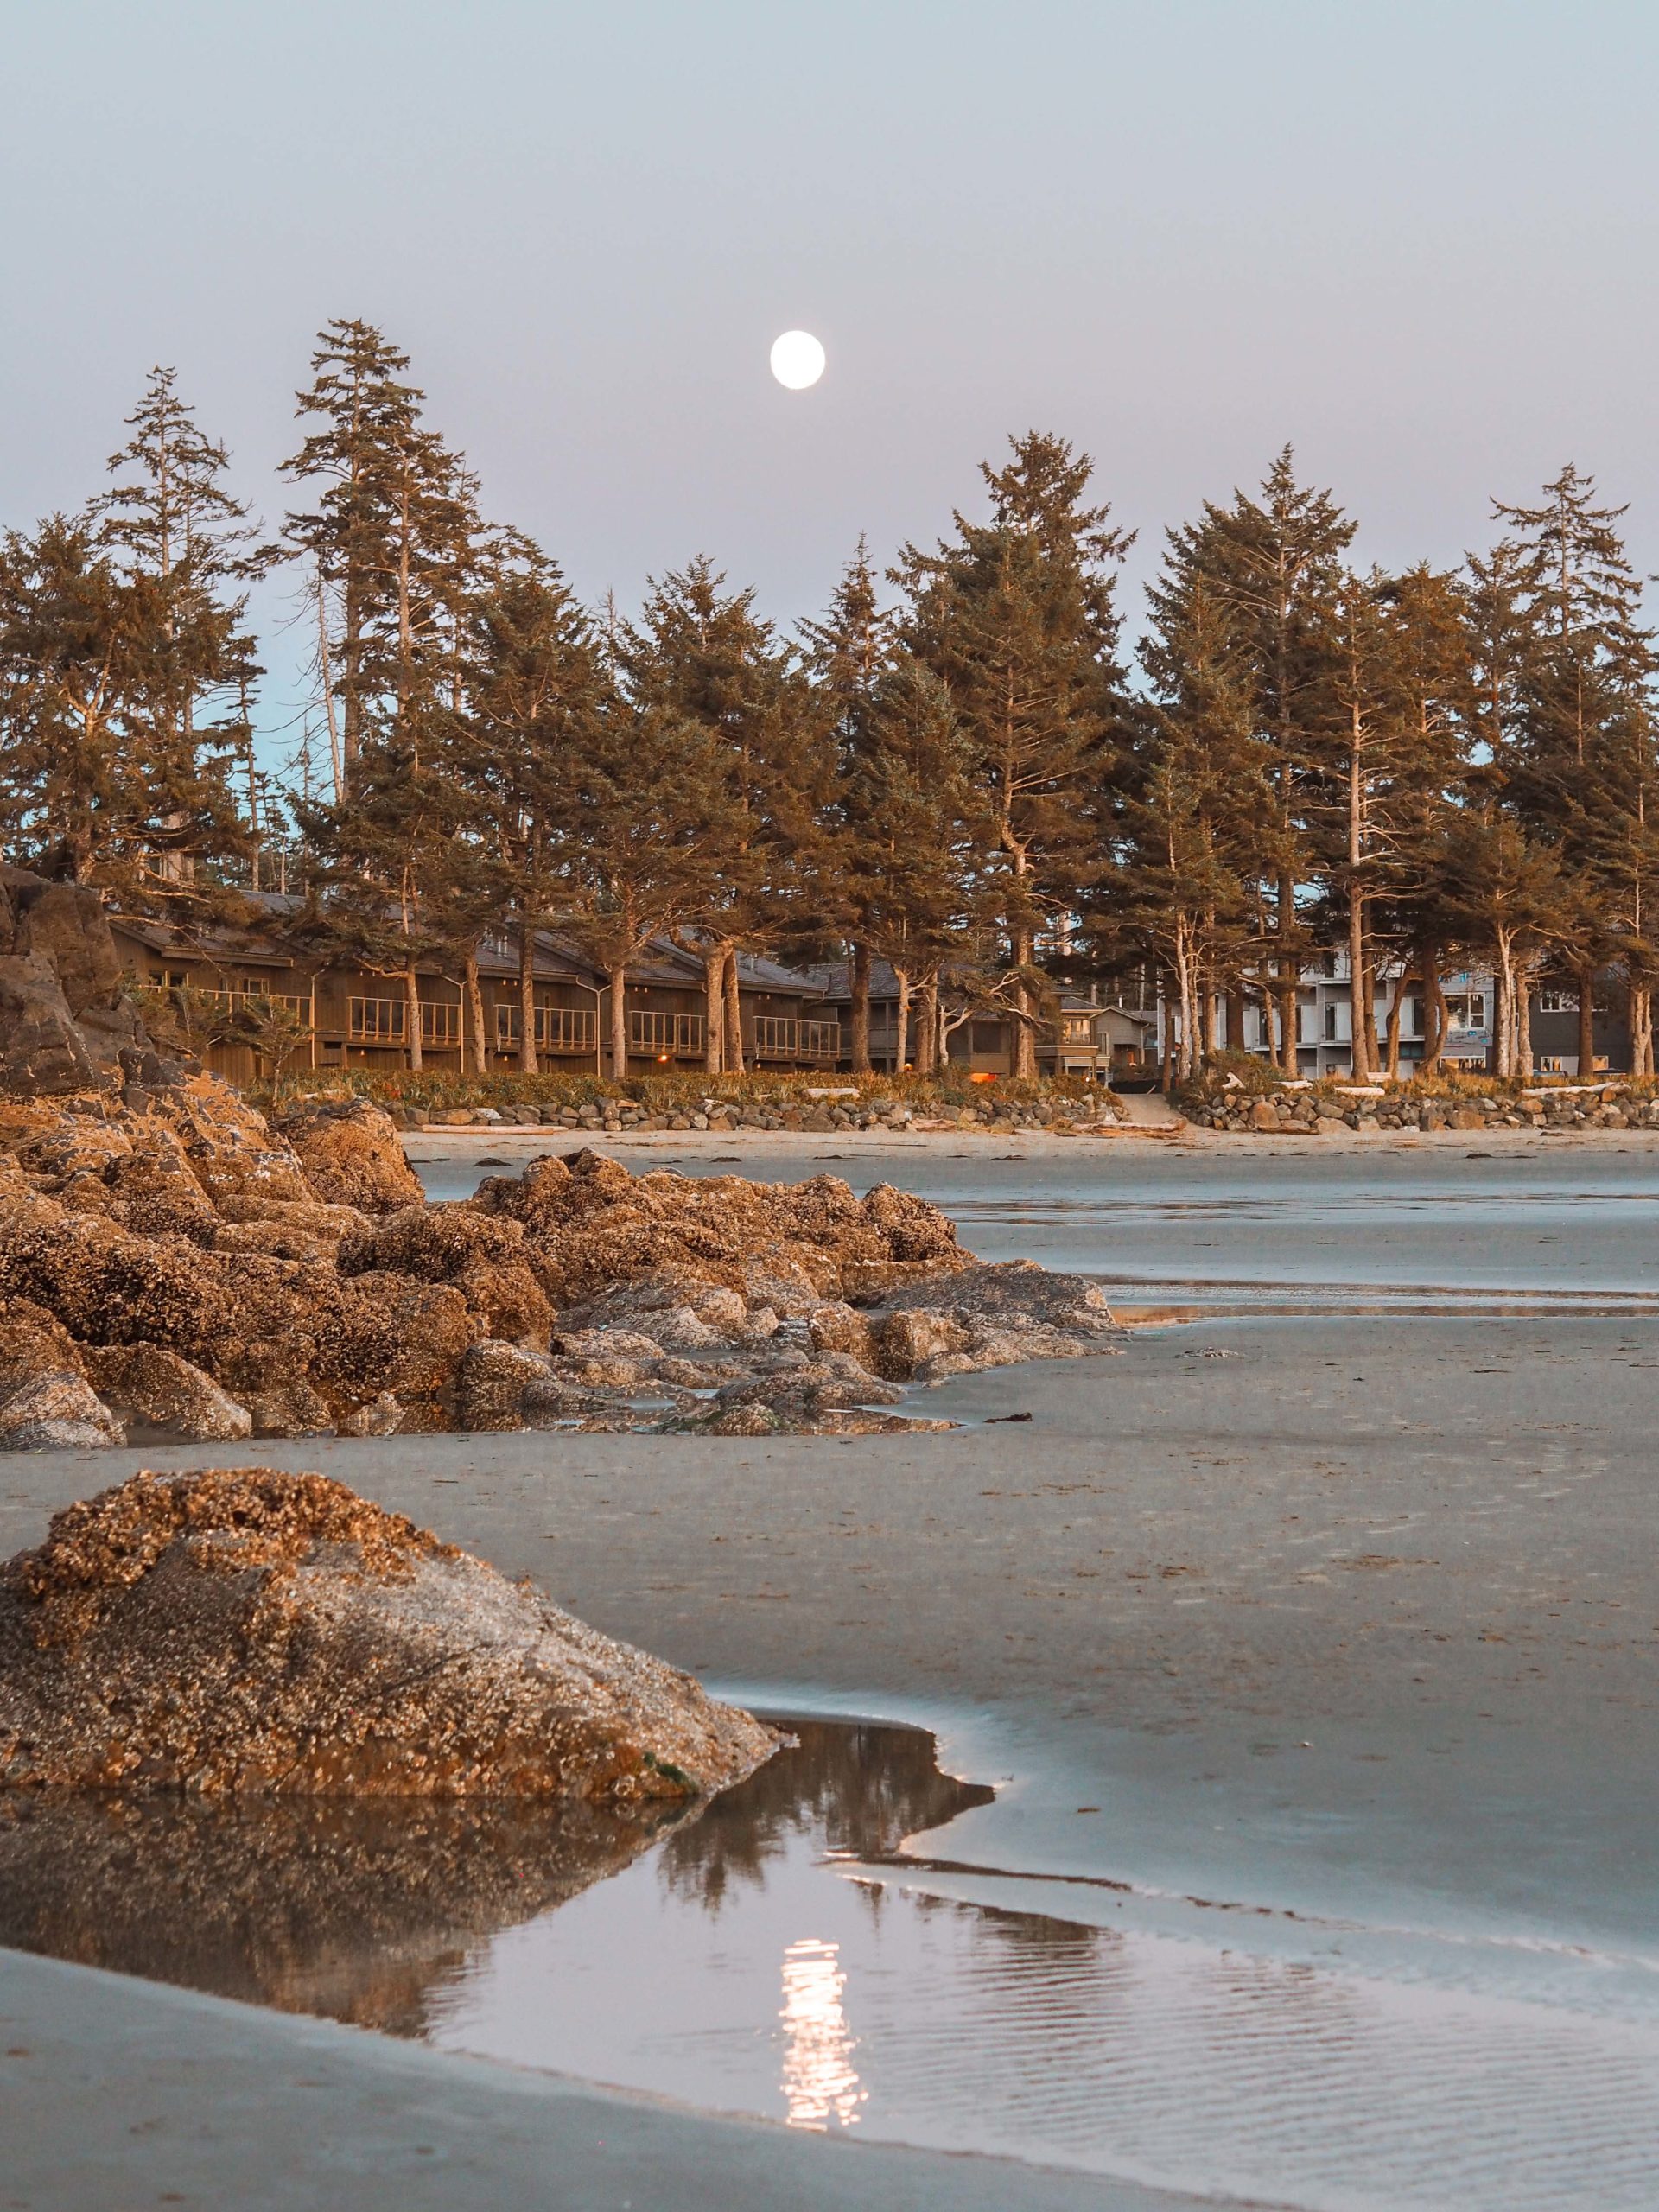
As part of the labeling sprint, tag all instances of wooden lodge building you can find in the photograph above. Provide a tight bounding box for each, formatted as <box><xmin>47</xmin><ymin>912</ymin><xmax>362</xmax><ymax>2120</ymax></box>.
<box><xmin>109</xmin><ymin>896</ymin><xmax>840</xmax><ymax>1084</ymax></box>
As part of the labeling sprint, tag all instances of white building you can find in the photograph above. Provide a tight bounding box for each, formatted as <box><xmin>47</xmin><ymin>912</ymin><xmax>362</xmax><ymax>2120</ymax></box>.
<box><xmin>1166</xmin><ymin>952</ymin><xmax>1496</xmax><ymax>1078</ymax></box>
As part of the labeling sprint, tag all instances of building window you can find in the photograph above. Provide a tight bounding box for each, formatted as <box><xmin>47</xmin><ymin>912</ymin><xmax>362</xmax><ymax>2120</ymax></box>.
<box><xmin>1324</xmin><ymin>1003</ymin><xmax>1339</xmax><ymax>1042</ymax></box>
<box><xmin>1538</xmin><ymin>989</ymin><xmax>1577</xmax><ymax>1014</ymax></box>
<box><xmin>1446</xmin><ymin>994</ymin><xmax>1486</xmax><ymax>1032</ymax></box>
<box><xmin>150</xmin><ymin>968</ymin><xmax>189</xmax><ymax>989</ymax></box>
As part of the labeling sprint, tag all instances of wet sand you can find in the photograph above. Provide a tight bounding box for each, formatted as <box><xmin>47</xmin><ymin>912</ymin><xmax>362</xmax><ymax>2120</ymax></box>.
<box><xmin>5</xmin><ymin>1136</ymin><xmax>1658</xmax><ymax>2204</ymax></box>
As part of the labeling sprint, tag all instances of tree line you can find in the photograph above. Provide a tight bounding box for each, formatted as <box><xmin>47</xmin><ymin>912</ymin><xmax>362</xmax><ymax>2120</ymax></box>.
<box><xmin>3</xmin><ymin>315</ymin><xmax>1655</xmax><ymax>1081</ymax></box>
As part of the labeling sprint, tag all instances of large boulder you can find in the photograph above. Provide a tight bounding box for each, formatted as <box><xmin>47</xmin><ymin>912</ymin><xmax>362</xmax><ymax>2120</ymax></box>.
<box><xmin>0</xmin><ymin>1300</ymin><xmax>122</xmax><ymax>1451</ymax></box>
<box><xmin>0</xmin><ymin>1467</ymin><xmax>780</xmax><ymax>1798</ymax></box>
<box><xmin>82</xmin><ymin>1344</ymin><xmax>252</xmax><ymax>1444</ymax></box>
<box><xmin>0</xmin><ymin>866</ymin><xmax>150</xmax><ymax>1081</ymax></box>
<box><xmin>338</xmin><ymin>1205</ymin><xmax>552</xmax><ymax>1345</ymax></box>
<box><xmin>0</xmin><ymin>957</ymin><xmax>97</xmax><ymax>1097</ymax></box>
<box><xmin>273</xmin><ymin>1100</ymin><xmax>425</xmax><ymax>1214</ymax></box>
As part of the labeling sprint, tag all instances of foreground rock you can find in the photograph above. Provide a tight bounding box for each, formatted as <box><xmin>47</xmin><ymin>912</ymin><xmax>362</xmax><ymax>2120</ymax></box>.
<box><xmin>0</xmin><ymin>1467</ymin><xmax>779</xmax><ymax>1798</ymax></box>
<box><xmin>0</xmin><ymin>1073</ymin><xmax>1122</xmax><ymax>1439</ymax></box>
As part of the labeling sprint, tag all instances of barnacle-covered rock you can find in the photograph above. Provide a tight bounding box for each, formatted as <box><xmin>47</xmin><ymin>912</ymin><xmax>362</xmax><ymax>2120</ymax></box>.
<box><xmin>271</xmin><ymin>1099</ymin><xmax>424</xmax><ymax>1215</ymax></box>
<box><xmin>81</xmin><ymin>1344</ymin><xmax>252</xmax><ymax>1444</ymax></box>
<box><xmin>0</xmin><ymin>1467</ymin><xmax>780</xmax><ymax>1799</ymax></box>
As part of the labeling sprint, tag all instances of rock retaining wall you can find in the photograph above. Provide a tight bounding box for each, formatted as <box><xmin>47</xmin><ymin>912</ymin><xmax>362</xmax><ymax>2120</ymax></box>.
<box><xmin>1185</xmin><ymin>1082</ymin><xmax>1659</xmax><ymax>1135</ymax></box>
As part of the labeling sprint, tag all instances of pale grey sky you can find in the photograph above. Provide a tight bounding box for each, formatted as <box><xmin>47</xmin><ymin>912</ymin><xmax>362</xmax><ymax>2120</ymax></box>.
<box><xmin>5</xmin><ymin>0</ymin><xmax>1657</xmax><ymax>741</ymax></box>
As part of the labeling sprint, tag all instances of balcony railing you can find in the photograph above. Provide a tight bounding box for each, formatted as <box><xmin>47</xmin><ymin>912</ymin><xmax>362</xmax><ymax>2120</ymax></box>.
<box><xmin>348</xmin><ymin>996</ymin><xmax>461</xmax><ymax>1047</ymax></box>
<box><xmin>752</xmin><ymin>1016</ymin><xmax>842</xmax><ymax>1064</ymax></box>
<box><xmin>628</xmin><ymin>1009</ymin><xmax>705</xmax><ymax>1056</ymax></box>
<box><xmin>495</xmin><ymin>1003</ymin><xmax>597</xmax><ymax>1052</ymax></box>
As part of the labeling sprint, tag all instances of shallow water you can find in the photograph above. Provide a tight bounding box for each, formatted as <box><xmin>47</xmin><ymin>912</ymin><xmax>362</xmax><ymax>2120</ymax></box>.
<box><xmin>10</xmin><ymin>1716</ymin><xmax>1658</xmax><ymax>2209</ymax></box>
<box><xmin>412</xmin><ymin>1141</ymin><xmax>1659</xmax><ymax>1311</ymax></box>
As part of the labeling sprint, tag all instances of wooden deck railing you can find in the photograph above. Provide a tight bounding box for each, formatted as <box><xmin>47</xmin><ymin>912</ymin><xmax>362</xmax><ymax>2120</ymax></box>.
<box><xmin>752</xmin><ymin>1016</ymin><xmax>842</xmax><ymax>1063</ymax></box>
<box><xmin>347</xmin><ymin>997</ymin><xmax>461</xmax><ymax>1046</ymax></box>
<box><xmin>627</xmin><ymin>1009</ymin><xmax>705</xmax><ymax>1055</ymax></box>
<box><xmin>494</xmin><ymin>1004</ymin><xmax>597</xmax><ymax>1052</ymax></box>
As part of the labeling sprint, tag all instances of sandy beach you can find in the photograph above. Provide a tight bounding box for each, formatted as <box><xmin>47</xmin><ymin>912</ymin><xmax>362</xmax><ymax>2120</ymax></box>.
<box><xmin>6</xmin><ymin>1136</ymin><xmax>1658</xmax><ymax>2206</ymax></box>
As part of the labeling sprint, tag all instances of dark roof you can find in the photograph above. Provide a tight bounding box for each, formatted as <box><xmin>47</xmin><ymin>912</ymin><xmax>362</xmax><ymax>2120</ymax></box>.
<box><xmin>109</xmin><ymin>906</ymin><xmax>827</xmax><ymax>1000</ymax></box>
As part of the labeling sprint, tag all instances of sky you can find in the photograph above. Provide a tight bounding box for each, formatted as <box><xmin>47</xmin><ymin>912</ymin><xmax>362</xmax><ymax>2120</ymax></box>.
<box><xmin>6</xmin><ymin>0</ymin><xmax>1659</xmax><ymax>757</ymax></box>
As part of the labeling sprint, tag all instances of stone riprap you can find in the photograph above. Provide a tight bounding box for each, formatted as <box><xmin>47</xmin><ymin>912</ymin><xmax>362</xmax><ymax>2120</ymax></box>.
<box><xmin>0</xmin><ymin>1465</ymin><xmax>779</xmax><ymax>1799</ymax></box>
<box><xmin>0</xmin><ymin>1081</ymin><xmax>1122</xmax><ymax>1443</ymax></box>
<box><xmin>385</xmin><ymin>1088</ymin><xmax>1123</xmax><ymax>1135</ymax></box>
<box><xmin>1184</xmin><ymin>1080</ymin><xmax>1659</xmax><ymax>1135</ymax></box>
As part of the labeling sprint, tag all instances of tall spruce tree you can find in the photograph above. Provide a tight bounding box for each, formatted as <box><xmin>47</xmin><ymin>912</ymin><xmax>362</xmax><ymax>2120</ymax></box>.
<box><xmin>1100</xmin><ymin>570</ymin><xmax>1269</xmax><ymax>1081</ymax></box>
<box><xmin>801</xmin><ymin>540</ymin><xmax>891</xmax><ymax>1071</ymax></box>
<box><xmin>1155</xmin><ymin>450</ymin><xmax>1353</xmax><ymax>1066</ymax></box>
<box><xmin>465</xmin><ymin>539</ymin><xmax>607</xmax><ymax>1070</ymax></box>
<box><xmin>285</xmin><ymin>319</ymin><xmax>491</xmax><ymax>1064</ymax></box>
<box><xmin>619</xmin><ymin>557</ymin><xmax>822</xmax><ymax>1073</ymax></box>
<box><xmin>1489</xmin><ymin>467</ymin><xmax>1655</xmax><ymax>1073</ymax></box>
<box><xmin>1373</xmin><ymin>564</ymin><xmax>1477</xmax><ymax>1073</ymax></box>
<box><xmin>897</xmin><ymin>433</ymin><xmax>1129</xmax><ymax>1077</ymax></box>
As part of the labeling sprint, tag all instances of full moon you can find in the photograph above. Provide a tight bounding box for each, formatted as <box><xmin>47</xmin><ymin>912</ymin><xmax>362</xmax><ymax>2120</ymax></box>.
<box><xmin>769</xmin><ymin>329</ymin><xmax>826</xmax><ymax>390</ymax></box>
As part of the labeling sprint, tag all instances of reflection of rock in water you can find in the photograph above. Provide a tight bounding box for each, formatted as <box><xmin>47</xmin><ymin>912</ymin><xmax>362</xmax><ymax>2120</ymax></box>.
<box><xmin>656</xmin><ymin>1717</ymin><xmax>994</xmax><ymax>1910</ymax></box>
<box><xmin>0</xmin><ymin>1789</ymin><xmax>683</xmax><ymax>2036</ymax></box>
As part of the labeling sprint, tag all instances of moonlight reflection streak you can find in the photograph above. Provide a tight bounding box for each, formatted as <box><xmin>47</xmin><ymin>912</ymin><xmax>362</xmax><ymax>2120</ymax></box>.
<box><xmin>779</xmin><ymin>1936</ymin><xmax>865</xmax><ymax>2128</ymax></box>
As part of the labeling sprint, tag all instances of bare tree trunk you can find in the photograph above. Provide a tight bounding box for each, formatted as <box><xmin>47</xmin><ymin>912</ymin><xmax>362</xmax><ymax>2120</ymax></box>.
<box><xmin>1419</xmin><ymin>939</ymin><xmax>1446</xmax><ymax>1073</ymax></box>
<box><xmin>1516</xmin><ymin>963</ymin><xmax>1535</xmax><ymax>1078</ymax></box>
<box><xmin>722</xmin><ymin>950</ymin><xmax>746</xmax><ymax>1075</ymax></box>
<box><xmin>915</xmin><ymin>974</ymin><xmax>938</xmax><ymax>1074</ymax></box>
<box><xmin>1577</xmin><ymin>964</ymin><xmax>1597</xmax><ymax>1077</ymax></box>
<box><xmin>518</xmin><ymin>916</ymin><xmax>538</xmax><ymax>1074</ymax></box>
<box><xmin>849</xmin><ymin>944</ymin><xmax>871</xmax><ymax>1074</ymax></box>
<box><xmin>404</xmin><ymin>966</ymin><xmax>423</xmax><ymax>1073</ymax></box>
<box><xmin>1384</xmin><ymin>967</ymin><xmax>1408</xmax><ymax>1079</ymax></box>
<box><xmin>463</xmin><ymin>952</ymin><xmax>486</xmax><ymax>1077</ymax></box>
<box><xmin>1630</xmin><ymin>982</ymin><xmax>1653</xmax><ymax>1077</ymax></box>
<box><xmin>702</xmin><ymin>945</ymin><xmax>727</xmax><ymax>1074</ymax></box>
<box><xmin>315</xmin><ymin>567</ymin><xmax>344</xmax><ymax>804</ymax></box>
<box><xmin>1347</xmin><ymin>902</ymin><xmax>1370</xmax><ymax>1082</ymax></box>
<box><xmin>893</xmin><ymin>969</ymin><xmax>911</xmax><ymax>1071</ymax></box>
<box><xmin>1491</xmin><ymin>945</ymin><xmax>1513</xmax><ymax>1077</ymax></box>
<box><xmin>1226</xmin><ymin>987</ymin><xmax>1247</xmax><ymax>1052</ymax></box>
<box><xmin>608</xmin><ymin>965</ymin><xmax>628</xmax><ymax>1078</ymax></box>
<box><xmin>1008</xmin><ymin>925</ymin><xmax>1038</xmax><ymax>1078</ymax></box>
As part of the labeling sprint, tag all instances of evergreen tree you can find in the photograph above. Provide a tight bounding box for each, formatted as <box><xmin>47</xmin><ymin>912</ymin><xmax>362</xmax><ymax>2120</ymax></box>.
<box><xmin>285</xmin><ymin>319</ymin><xmax>493</xmax><ymax>1064</ymax></box>
<box><xmin>800</xmin><ymin>540</ymin><xmax>891</xmax><ymax>1071</ymax></box>
<box><xmin>94</xmin><ymin>365</ymin><xmax>273</xmax><ymax>810</ymax></box>
<box><xmin>1373</xmin><ymin>564</ymin><xmax>1477</xmax><ymax>1073</ymax></box>
<box><xmin>897</xmin><ymin>432</ymin><xmax>1129</xmax><ymax>1076</ymax></box>
<box><xmin>465</xmin><ymin>540</ymin><xmax>608</xmax><ymax>1069</ymax></box>
<box><xmin>1155</xmin><ymin>449</ymin><xmax>1353</xmax><ymax>1066</ymax></box>
<box><xmin>1489</xmin><ymin>467</ymin><xmax>1655</xmax><ymax>1073</ymax></box>
<box><xmin>563</xmin><ymin>696</ymin><xmax>724</xmax><ymax>1076</ymax></box>
<box><xmin>619</xmin><ymin>557</ymin><xmax>823</xmax><ymax>1073</ymax></box>
<box><xmin>1097</xmin><ymin>572</ymin><xmax>1268</xmax><ymax>1081</ymax></box>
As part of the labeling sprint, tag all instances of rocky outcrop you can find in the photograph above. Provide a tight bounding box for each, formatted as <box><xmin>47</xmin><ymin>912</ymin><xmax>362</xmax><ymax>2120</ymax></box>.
<box><xmin>0</xmin><ymin>1466</ymin><xmax>780</xmax><ymax>1798</ymax></box>
<box><xmin>0</xmin><ymin>1300</ymin><xmax>121</xmax><ymax>1451</ymax></box>
<box><xmin>82</xmin><ymin>1344</ymin><xmax>253</xmax><ymax>1444</ymax></box>
<box><xmin>0</xmin><ymin>866</ymin><xmax>153</xmax><ymax>1092</ymax></box>
<box><xmin>271</xmin><ymin>1097</ymin><xmax>426</xmax><ymax>1213</ymax></box>
<box><xmin>0</xmin><ymin>1081</ymin><xmax>1123</xmax><ymax>1442</ymax></box>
